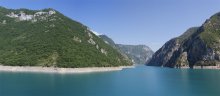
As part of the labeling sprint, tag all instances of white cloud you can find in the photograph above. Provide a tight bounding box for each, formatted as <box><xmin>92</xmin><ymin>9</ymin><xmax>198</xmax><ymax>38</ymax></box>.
<box><xmin>90</xmin><ymin>30</ymin><xmax>102</xmax><ymax>36</ymax></box>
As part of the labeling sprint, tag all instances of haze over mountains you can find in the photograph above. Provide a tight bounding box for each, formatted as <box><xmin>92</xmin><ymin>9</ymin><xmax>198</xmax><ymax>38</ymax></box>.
<box><xmin>147</xmin><ymin>12</ymin><xmax>220</xmax><ymax>68</ymax></box>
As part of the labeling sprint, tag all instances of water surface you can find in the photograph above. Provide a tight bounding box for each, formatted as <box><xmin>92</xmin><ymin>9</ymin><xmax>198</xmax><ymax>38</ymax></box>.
<box><xmin>1</xmin><ymin>65</ymin><xmax>220</xmax><ymax>96</ymax></box>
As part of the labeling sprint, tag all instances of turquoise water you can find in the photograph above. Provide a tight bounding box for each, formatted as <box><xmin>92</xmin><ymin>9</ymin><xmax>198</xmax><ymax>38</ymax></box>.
<box><xmin>1</xmin><ymin>65</ymin><xmax>220</xmax><ymax>96</ymax></box>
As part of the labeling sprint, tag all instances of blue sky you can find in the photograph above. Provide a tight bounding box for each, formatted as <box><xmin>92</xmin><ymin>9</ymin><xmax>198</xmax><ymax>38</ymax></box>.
<box><xmin>1</xmin><ymin>0</ymin><xmax>220</xmax><ymax>51</ymax></box>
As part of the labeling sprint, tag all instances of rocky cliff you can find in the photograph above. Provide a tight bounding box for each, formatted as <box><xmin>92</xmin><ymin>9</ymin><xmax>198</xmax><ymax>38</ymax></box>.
<box><xmin>147</xmin><ymin>12</ymin><xmax>220</xmax><ymax>68</ymax></box>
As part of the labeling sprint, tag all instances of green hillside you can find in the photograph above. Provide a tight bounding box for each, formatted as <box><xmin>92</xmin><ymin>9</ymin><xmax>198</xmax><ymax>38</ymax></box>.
<box><xmin>0</xmin><ymin>7</ymin><xmax>132</xmax><ymax>68</ymax></box>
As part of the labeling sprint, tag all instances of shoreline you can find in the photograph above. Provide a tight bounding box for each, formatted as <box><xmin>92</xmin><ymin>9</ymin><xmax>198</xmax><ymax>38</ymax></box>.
<box><xmin>0</xmin><ymin>65</ymin><xmax>134</xmax><ymax>74</ymax></box>
<box><xmin>193</xmin><ymin>66</ymin><xmax>220</xmax><ymax>69</ymax></box>
<box><xmin>181</xmin><ymin>66</ymin><xmax>220</xmax><ymax>69</ymax></box>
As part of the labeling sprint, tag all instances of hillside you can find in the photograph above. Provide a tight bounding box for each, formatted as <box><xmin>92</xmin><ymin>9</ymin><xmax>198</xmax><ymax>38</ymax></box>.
<box><xmin>147</xmin><ymin>12</ymin><xmax>220</xmax><ymax>68</ymax></box>
<box><xmin>0</xmin><ymin>7</ymin><xmax>132</xmax><ymax>68</ymax></box>
<box><xmin>99</xmin><ymin>35</ymin><xmax>154</xmax><ymax>64</ymax></box>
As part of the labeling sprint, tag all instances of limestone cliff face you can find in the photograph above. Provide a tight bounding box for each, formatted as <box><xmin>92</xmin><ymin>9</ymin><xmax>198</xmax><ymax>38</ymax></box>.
<box><xmin>147</xmin><ymin>12</ymin><xmax>220</xmax><ymax>68</ymax></box>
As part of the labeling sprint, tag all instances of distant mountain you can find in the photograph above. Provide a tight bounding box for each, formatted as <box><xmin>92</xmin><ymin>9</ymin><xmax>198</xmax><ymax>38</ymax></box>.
<box><xmin>147</xmin><ymin>12</ymin><xmax>220</xmax><ymax>68</ymax></box>
<box><xmin>0</xmin><ymin>7</ymin><xmax>132</xmax><ymax>68</ymax></box>
<box><xmin>116</xmin><ymin>44</ymin><xmax>154</xmax><ymax>64</ymax></box>
<box><xmin>99</xmin><ymin>35</ymin><xmax>154</xmax><ymax>64</ymax></box>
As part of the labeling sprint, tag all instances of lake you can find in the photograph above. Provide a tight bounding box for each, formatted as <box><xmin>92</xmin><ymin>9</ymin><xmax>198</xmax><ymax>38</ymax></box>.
<box><xmin>1</xmin><ymin>65</ymin><xmax>220</xmax><ymax>96</ymax></box>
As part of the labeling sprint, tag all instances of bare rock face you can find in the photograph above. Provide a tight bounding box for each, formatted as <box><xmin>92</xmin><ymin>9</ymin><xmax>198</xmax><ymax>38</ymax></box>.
<box><xmin>147</xmin><ymin>38</ymin><xmax>181</xmax><ymax>67</ymax></box>
<box><xmin>147</xmin><ymin>27</ymin><xmax>216</xmax><ymax>68</ymax></box>
<box><xmin>6</xmin><ymin>10</ymin><xmax>56</xmax><ymax>22</ymax></box>
<box><xmin>176</xmin><ymin>52</ymin><xmax>189</xmax><ymax>68</ymax></box>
